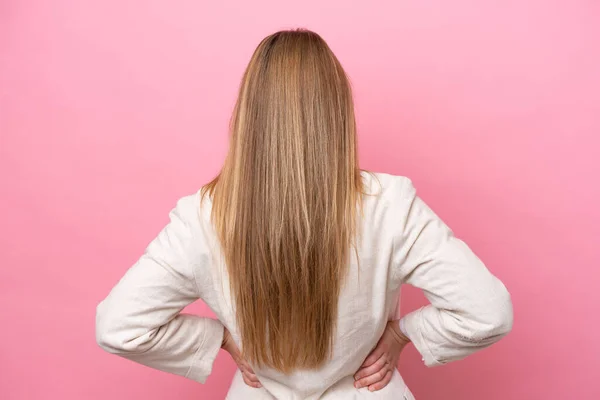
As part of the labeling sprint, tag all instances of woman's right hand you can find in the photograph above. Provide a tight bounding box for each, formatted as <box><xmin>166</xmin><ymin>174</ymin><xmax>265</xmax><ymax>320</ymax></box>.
<box><xmin>222</xmin><ymin>327</ymin><xmax>262</xmax><ymax>388</ymax></box>
<box><xmin>354</xmin><ymin>320</ymin><xmax>411</xmax><ymax>391</ymax></box>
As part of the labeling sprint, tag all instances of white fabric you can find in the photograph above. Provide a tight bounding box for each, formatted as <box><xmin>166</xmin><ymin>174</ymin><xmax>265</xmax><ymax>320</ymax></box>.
<box><xmin>96</xmin><ymin>172</ymin><xmax>513</xmax><ymax>399</ymax></box>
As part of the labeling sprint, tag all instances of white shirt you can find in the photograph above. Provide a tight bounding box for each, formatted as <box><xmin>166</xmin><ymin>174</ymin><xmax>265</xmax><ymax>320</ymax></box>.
<box><xmin>96</xmin><ymin>172</ymin><xmax>513</xmax><ymax>399</ymax></box>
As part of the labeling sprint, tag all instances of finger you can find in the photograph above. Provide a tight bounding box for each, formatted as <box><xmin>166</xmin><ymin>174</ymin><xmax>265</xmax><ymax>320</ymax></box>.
<box><xmin>243</xmin><ymin>369</ymin><xmax>260</xmax><ymax>382</ymax></box>
<box><xmin>354</xmin><ymin>353</ymin><xmax>387</xmax><ymax>380</ymax></box>
<box><xmin>361</xmin><ymin>345</ymin><xmax>385</xmax><ymax>367</ymax></box>
<box><xmin>354</xmin><ymin>364</ymin><xmax>390</xmax><ymax>389</ymax></box>
<box><xmin>240</xmin><ymin>365</ymin><xmax>261</xmax><ymax>385</ymax></box>
<box><xmin>240</xmin><ymin>360</ymin><xmax>256</xmax><ymax>375</ymax></box>
<box><xmin>368</xmin><ymin>369</ymin><xmax>393</xmax><ymax>392</ymax></box>
<box><xmin>242</xmin><ymin>373</ymin><xmax>262</xmax><ymax>388</ymax></box>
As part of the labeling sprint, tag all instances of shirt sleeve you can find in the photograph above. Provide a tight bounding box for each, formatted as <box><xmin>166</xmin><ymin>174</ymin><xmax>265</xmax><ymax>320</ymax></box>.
<box><xmin>392</xmin><ymin>178</ymin><xmax>513</xmax><ymax>367</ymax></box>
<box><xmin>95</xmin><ymin>194</ymin><xmax>224</xmax><ymax>384</ymax></box>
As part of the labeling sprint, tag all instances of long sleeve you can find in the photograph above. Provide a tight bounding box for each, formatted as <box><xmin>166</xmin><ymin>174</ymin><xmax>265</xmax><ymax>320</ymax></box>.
<box><xmin>95</xmin><ymin>194</ymin><xmax>224</xmax><ymax>384</ymax></box>
<box><xmin>392</xmin><ymin>179</ymin><xmax>513</xmax><ymax>367</ymax></box>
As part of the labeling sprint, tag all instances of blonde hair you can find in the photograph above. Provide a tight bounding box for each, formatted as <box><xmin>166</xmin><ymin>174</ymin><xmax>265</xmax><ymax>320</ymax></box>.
<box><xmin>202</xmin><ymin>29</ymin><xmax>363</xmax><ymax>372</ymax></box>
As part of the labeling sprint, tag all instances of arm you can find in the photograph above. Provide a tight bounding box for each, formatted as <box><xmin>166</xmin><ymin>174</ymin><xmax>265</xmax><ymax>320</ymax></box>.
<box><xmin>393</xmin><ymin>179</ymin><xmax>513</xmax><ymax>367</ymax></box>
<box><xmin>95</xmin><ymin>195</ymin><xmax>224</xmax><ymax>384</ymax></box>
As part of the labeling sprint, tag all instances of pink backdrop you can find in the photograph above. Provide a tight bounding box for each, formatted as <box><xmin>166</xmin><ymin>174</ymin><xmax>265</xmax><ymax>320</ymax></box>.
<box><xmin>2</xmin><ymin>1</ymin><xmax>599</xmax><ymax>399</ymax></box>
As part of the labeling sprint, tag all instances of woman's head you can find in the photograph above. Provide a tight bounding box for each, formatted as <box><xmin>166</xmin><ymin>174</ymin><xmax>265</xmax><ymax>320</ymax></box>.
<box><xmin>204</xmin><ymin>29</ymin><xmax>362</xmax><ymax>372</ymax></box>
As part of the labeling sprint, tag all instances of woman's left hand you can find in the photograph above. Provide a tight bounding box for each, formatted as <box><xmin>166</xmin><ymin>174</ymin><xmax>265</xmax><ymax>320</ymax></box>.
<box><xmin>354</xmin><ymin>320</ymin><xmax>410</xmax><ymax>391</ymax></box>
<box><xmin>222</xmin><ymin>327</ymin><xmax>262</xmax><ymax>388</ymax></box>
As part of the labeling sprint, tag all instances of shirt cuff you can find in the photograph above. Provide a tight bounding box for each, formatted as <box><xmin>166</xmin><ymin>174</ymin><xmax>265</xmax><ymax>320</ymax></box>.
<box><xmin>402</xmin><ymin>307</ymin><xmax>444</xmax><ymax>368</ymax></box>
<box><xmin>185</xmin><ymin>318</ymin><xmax>225</xmax><ymax>384</ymax></box>
<box><xmin>399</xmin><ymin>318</ymin><xmax>409</xmax><ymax>339</ymax></box>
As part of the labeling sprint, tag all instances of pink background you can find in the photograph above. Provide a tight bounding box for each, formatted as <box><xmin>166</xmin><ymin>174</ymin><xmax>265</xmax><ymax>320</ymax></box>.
<box><xmin>1</xmin><ymin>1</ymin><xmax>599</xmax><ymax>399</ymax></box>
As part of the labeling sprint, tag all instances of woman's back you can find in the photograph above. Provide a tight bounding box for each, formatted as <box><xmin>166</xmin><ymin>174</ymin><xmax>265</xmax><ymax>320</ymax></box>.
<box><xmin>97</xmin><ymin>171</ymin><xmax>512</xmax><ymax>399</ymax></box>
<box><xmin>213</xmin><ymin>173</ymin><xmax>409</xmax><ymax>399</ymax></box>
<box><xmin>221</xmin><ymin>172</ymin><xmax>418</xmax><ymax>399</ymax></box>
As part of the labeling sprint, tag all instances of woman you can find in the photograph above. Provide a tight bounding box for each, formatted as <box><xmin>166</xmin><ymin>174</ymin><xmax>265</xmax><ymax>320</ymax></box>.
<box><xmin>96</xmin><ymin>29</ymin><xmax>513</xmax><ymax>399</ymax></box>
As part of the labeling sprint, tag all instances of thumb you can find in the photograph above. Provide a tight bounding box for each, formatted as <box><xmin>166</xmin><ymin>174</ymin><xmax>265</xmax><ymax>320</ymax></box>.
<box><xmin>361</xmin><ymin>342</ymin><xmax>385</xmax><ymax>367</ymax></box>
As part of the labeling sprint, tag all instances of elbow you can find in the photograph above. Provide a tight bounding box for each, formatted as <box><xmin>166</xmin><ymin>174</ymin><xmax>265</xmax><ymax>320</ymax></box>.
<box><xmin>489</xmin><ymin>284</ymin><xmax>513</xmax><ymax>337</ymax></box>
<box><xmin>447</xmin><ymin>284</ymin><xmax>513</xmax><ymax>346</ymax></box>
<box><xmin>95</xmin><ymin>329</ymin><xmax>121</xmax><ymax>355</ymax></box>
<box><xmin>473</xmin><ymin>285</ymin><xmax>514</xmax><ymax>342</ymax></box>
<box><xmin>96</xmin><ymin>300</ymin><xmax>156</xmax><ymax>356</ymax></box>
<box><xmin>95</xmin><ymin>301</ymin><xmax>118</xmax><ymax>353</ymax></box>
<box><xmin>95</xmin><ymin>301</ymin><xmax>131</xmax><ymax>355</ymax></box>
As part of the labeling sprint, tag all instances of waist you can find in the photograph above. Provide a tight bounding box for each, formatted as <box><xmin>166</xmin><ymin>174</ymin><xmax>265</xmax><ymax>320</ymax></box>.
<box><xmin>226</xmin><ymin>368</ymin><xmax>414</xmax><ymax>400</ymax></box>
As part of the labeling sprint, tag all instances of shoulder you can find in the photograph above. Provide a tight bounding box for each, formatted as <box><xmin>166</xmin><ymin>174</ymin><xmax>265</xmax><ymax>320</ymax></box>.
<box><xmin>170</xmin><ymin>191</ymin><xmax>203</xmax><ymax>224</ymax></box>
<box><xmin>361</xmin><ymin>170</ymin><xmax>416</xmax><ymax>202</ymax></box>
<box><xmin>162</xmin><ymin>190</ymin><xmax>213</xmax><ymax>240</ymax></box>
<box><xmin>156</xmin><ymin>190</ymin><xmax>215</xmax><ymax>264</ymax></box>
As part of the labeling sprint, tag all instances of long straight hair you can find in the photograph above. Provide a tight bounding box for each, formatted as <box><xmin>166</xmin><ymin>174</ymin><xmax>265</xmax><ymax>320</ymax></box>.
<box><xmin>202</xmin><ymin>29</ymin><xmax>363</xmax><ymax>372</ymax></box>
